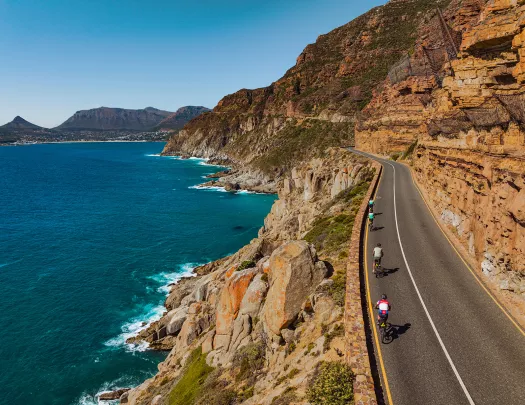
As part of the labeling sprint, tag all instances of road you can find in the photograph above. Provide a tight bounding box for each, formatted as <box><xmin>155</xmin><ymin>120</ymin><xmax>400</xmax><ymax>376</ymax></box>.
<box><xmin>349</xmin><ymin>149</ymin><xmax>525</xmax><ymax>405</ymax></box>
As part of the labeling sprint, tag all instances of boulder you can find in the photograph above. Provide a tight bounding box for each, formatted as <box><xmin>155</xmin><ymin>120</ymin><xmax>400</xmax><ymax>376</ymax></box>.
<box><xmin>215</xmin><ymin>268</ymin><xmax>259</xmax><ymax>336</ymax></box>
<box><xmin>166</xmin><ymin>306</ymin><xmax>189</xmax><ymax>336</ymax></box>
<box><xmin>263</xmin><ymin>241</ymin><xmax>328</xmax><ymax>335</ymax></box>
<box><xmin>239</xmin><ymin>274</ymin><xmax>269</xmax><ymax>317</ymax></box>
<box><xmin>98</xmin><ymin>388</ymin><xmax>130</xmax><ymax>400</ymax></box>
<box><xmin>165</xmin><ymin>277</ymin><xmax>198</xmax><ymax>310</ymax></box>
<box><xmin>213</xmin><ymin>267</ymin><xmax>259</xmax><ymax>350</ymax></box>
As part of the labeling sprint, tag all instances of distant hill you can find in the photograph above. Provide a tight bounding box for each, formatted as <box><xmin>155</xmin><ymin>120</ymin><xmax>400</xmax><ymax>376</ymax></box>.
<box><xmin>155</xmin><ymin>106</ymin><xmax>210</xmax><ymax>131</ymax></box>
<box><xmin>55</xmin><ymin>107</ymin><xmax>174</xmax><ymax>131</ymax></box>
<box><xmin>1</xmin><ymin>116</ymin><xmax>43</xmax><ymax>130</ymax></box>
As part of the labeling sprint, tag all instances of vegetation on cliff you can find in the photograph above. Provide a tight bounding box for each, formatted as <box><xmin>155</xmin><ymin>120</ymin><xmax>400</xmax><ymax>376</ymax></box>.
<box><xmin>162</xmin><ymin>0</ymin><xmax>453</xmax><ymax>175</ymax></box>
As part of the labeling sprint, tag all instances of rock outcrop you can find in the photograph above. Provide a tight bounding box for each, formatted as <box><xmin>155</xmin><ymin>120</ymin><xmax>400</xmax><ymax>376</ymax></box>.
<box><xmin>262</xmin><ymin>241</ymin><xmax>327</xmax><ymax>335</ymax></box>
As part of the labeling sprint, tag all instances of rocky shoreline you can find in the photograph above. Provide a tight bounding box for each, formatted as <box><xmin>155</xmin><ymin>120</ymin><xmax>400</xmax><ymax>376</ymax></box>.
<box><xmin>116</xmin><ymin>148</ymin><xmax>375</xmax><ymax>405</ymax></box>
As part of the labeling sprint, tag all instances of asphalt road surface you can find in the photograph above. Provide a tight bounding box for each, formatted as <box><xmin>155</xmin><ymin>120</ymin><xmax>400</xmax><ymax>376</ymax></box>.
<box><xmin>349</xmin><ymin>149</ymin><xmax>525</xmax><ymax>405</ymax></box>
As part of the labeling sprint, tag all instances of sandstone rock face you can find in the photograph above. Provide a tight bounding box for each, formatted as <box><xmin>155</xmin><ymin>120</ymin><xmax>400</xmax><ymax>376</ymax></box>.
<box><xmin>263</xmin><ymin>241</ymin><xmax>328</xmax><ymax>335</ymax></box>
<box><xmin>214</xmin><ymin>267</ymin><xmax>259</xmax><ymax>350</ymax></box>
<box><xmin>355</xmin><ymin>0</ymin><xmax>525</xmax><ymax>306</ymax></box>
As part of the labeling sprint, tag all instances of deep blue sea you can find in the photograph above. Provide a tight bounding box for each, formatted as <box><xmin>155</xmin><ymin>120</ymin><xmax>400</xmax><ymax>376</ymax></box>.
<box><xmin>0</xmin><ymin>142</ymin><xmax>276</xmax><ymax>405</ymax></box>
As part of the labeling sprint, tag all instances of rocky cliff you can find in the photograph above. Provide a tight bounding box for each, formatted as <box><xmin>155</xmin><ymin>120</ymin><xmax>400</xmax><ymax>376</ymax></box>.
<box><xmin>161</xmin><ymin>0</ymin><xmax>452</xmax><ymax>175</ymax></box>
<box><xmin>122</xmin><ymin>149</ymin><xmax>375</xmax><ymax>405</ymax></box>
<box><xmin>354</xmin><ymin>0</ymin><xmax>525</xmax><ymax>310</ymax></box>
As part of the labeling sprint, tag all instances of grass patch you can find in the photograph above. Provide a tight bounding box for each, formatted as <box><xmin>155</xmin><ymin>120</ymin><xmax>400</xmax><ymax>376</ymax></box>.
<box><xmin>169</xmin><ymin>348</ymin><xmax>214</xmax><ymax>405</ymax></box>
<box><xmin>237</xmin><ymin>260</ymin><xmax>256</xmax><ymax>271</ymax></box>
<box><xmin>307</xmin><ymin>362</ymin><xmax>355</xmax><ymax>405</ymax></box>
<box><xmin>304</xmin><ymin>214</ymin><xmax>355</xmax><ymax>254</ymax></box>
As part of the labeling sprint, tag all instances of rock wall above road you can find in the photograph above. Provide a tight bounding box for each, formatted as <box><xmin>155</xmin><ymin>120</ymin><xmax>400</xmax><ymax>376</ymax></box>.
<box><xmin>355</xmin><ymin>0</ymin><xmax>525</xmax><ymax>306</ymax></box>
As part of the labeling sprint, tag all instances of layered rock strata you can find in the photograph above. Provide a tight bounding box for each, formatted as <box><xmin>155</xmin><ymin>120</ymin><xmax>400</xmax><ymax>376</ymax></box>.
<box><xmin>355</xmin><ymin>0</ymin><xmax>525</xmax><ymax>309</ymax></box>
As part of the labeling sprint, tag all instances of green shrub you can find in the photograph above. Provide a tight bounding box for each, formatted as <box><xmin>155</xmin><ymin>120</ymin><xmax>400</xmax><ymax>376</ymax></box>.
<box><xmin>305</xmin><ymin>342</ymin><xmax>316</xmax><ymax>355</ymax></box>
<box><xmin>261</xmin><ymin>273</ymin><xmax>269</xmax><ymax>283</ymax></box>
<box><xmin>401</xmin><ymin>140</ymin><xmax>418</xmax><ymax>160</ymax></box>
<box><xmin>233</xmin><ymin>342</ymin><xmax>266</xmax><ymax>382</ymax></box>
<box><xmin>307</xmin><ymin>362</ymin><xmax>355</xmax><ymax>405</ymax></box>
<box><xmin>169</xmin><ymin>348</ymin><xmax>214</xmax><ymax>405</ymax></box>
<box><xmin>237</xmin><ymin>386</ymin><xmax>254</xmax><ymax>401</ymax></box>
<box><xmin>238</xmin><ymin>260</ymin><xmax>256</xmax><ymax>271</ymax></box>
<box><xmin>195</xmin><ymin>369</ymin><xmax>237</xmax><ymax>405</ymax></box>
<box><xmin>323</xmin><ymin>324</ymin><xmax>345</xmax><ymax>352</ymax></box>
<box><xmin>390</xmin><ymin>152</ymin><xmax>401</xmax><ymax>161</ymax></box>
<box><xmin>271</xmin><ymin>387</ymin><xmax>298</xmax><ymax>404</ymax></box>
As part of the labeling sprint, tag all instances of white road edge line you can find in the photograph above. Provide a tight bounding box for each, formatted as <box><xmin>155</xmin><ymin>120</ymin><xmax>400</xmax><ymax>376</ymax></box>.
<box><xmin>385</xmin><ymin>161</ymin><xmax>475</xmax><ymax>405</ymax></box>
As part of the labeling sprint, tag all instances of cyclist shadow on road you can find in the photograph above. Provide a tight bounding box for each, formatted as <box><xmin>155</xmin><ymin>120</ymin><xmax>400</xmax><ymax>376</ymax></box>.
<box><xmin>384</xmin><ymin>323</ymin><xmax>411</xmax><ymax>344</ymax></box>
<box><xmin>375</xmin><ymin>267</ymin><xmax>399</xmax><ymax>278</ymax></box>
<box><xmin>371</xmin><ymin>226</ymin><xmax>385</xmax><ymax>231</ymax></box>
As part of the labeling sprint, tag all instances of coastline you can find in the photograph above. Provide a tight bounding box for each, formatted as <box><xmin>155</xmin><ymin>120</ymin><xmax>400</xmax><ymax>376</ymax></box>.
<box><xmin>122</xmin><ymin>148</ymin><xmax>376</xmax><ymax>405</ymax></box>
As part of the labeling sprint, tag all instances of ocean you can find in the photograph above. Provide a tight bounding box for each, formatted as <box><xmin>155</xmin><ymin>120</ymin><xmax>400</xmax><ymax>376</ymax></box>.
<box><xmin>0</xmin><ymin>142</ymin><xmax>276</xmax><ymax>405</ymax></box>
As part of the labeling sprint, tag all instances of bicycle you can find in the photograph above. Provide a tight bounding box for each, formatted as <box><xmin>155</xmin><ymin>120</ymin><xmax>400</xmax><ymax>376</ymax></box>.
<box><xmin>378</xmin><ymin>318</ymin><xmax>390</xmax><ymax>344</ymax></box>
<box><xmin>368</xmin><ymin>218</ymin><xmax>374</xmax><ymax>231</ymax></box>
<box><xmin>374</xmin><ymin>260</ymin><xmax>383</xmax><ymax>278</ymax></box>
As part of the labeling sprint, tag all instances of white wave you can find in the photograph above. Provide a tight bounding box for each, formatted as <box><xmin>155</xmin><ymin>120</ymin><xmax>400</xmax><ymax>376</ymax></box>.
<box><xmin>150</xmin><ymin>263</ymin><xmax>198</xmax><ymax>294</ymax></box>
<box><xmin>144</xmin><ymin>153</ymin><xmax>160</xmax><ymax>157</ymax></box>
<box><xmin>75</xmin><ymin>377</ymin><xmax>135</xmax><ymax>405</ymax></box>
<box><xmin>104</xmin><ymin>264</ymin><xmax>198</xmax><ymax>352</ymax></box>
<box><xmin>103</xmin><ymin>304</ymin><xmax>165</xmax><ymax>353</ymax></box>
<box><xmin>235</xmin><ymin>190</ymin><xmax>269</xmax><ymax>195</ymax></box>
<box><xmin>197</xmin><ymin>161</ymin><xmax>227</xmax><ymax>168</ymax></box>
<box><xmin>188</xmin><ymin>185</ymin><xmax>228</xmax><ymax>192</ymax></box>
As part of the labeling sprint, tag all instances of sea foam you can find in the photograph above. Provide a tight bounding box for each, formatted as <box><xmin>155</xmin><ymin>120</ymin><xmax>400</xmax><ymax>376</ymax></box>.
<box><xmin>188</xmin><ymin>185</ymin><xmax>228</xmax><ymax>192</ymax></box>
<box><xmin>104</xmin><ymin>263</ymin><xmax>198</xmax><ymax>352</ymax></box>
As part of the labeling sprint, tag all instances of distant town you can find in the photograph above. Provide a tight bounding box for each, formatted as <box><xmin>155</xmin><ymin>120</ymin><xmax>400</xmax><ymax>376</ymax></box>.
<box><xmin>0</xmin><ymin>105</ymin><xmax>210</xmax><ymax>145</ymax></box>
<box><xmin>0</xmin><ymin>128</ymin><xmax>169</xmax><ymax>145</ymax></box>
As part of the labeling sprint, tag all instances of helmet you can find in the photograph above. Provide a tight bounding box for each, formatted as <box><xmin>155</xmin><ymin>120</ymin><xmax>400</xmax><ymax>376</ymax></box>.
<box><xmin>381</xmin><ymin>294</ymin><xmax>387</xmax><ymax>300</ymax></box>
<box><xmin>376</xmin><ymin>243</ymin><xmax>382</xmax><ymax>247</ymax></box>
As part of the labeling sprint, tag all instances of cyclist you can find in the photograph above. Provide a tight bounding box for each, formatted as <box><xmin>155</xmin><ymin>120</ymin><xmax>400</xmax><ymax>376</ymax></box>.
<box><xmin>373</xmin><ymin>243</ymin><xmax>383</xmax><ymax>274</ymax></box>
<box><xmin>368</xmin><ymin>199</ymin><xmax>374</xmax><ymax>213</ymax></box>
<box><xmin>368</xmin><ymin>211</ymin><xmax>375</xmax><ymax>230</ymax></box>
<box><xmin>375</xmin><ymin>294</ymin><xmax>391</xmax><ymax>326</ymax></box>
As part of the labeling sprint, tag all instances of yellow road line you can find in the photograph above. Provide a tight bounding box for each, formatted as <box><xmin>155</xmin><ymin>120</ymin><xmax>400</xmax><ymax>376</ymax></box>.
<box><xmin>410</xmin><ymin>172</ymin><xmax>525</xmax><ymax>338</ymax></box>
<box><xmin>364</xmin><ymin>169</ymin><xmax>394</xmax><ymax>405</ymax></box>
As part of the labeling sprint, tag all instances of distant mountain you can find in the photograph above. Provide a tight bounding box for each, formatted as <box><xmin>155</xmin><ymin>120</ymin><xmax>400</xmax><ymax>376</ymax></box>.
<box><xmin>1</xmin><ymin>116</ymin><xmax>43</xmax><ymax>130</ymax></box>
<box><xmin>155</xmin><ymin>106</ymin><xmax>211</xmax><ymax>131</ymax></box>
<box><xmin>55</xmin><ymin>107</ymin><xmax>174</xmax><ymax>131</ymax></box>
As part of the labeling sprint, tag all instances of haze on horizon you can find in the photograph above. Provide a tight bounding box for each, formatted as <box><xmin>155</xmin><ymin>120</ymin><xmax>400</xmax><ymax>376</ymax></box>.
<box><xmin>0</xmin><ymin>0</ymin><xmax>385</xmax><ymax>128</ymax></box>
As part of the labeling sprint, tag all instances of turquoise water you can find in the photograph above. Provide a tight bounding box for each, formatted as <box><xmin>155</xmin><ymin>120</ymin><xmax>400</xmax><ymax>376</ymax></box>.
<box><xmin>0</xmin><ymin>142</ymin><xmax>276</xmax><ymax>405</ymax></box>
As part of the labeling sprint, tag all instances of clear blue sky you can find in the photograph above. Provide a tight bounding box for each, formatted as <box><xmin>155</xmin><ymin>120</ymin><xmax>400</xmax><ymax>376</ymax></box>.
<box><xmin>0</xmin><ymin>0</ymin><xmax>385</xmax><ymax>128</ymax></box>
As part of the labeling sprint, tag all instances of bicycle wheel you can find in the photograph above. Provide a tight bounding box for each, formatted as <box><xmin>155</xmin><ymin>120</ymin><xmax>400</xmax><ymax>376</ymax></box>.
<box><xmin>379</xmin><ymin>325</ymin><xmax>385</xmax><ymax>343</ymax></box>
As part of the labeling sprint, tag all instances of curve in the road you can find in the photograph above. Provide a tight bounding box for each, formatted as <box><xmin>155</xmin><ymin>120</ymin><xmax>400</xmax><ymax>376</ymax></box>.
<box><xmin>351</xmin><ymin>148</ymin><xmax>525</xmax><ymax>405</ymax></box>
